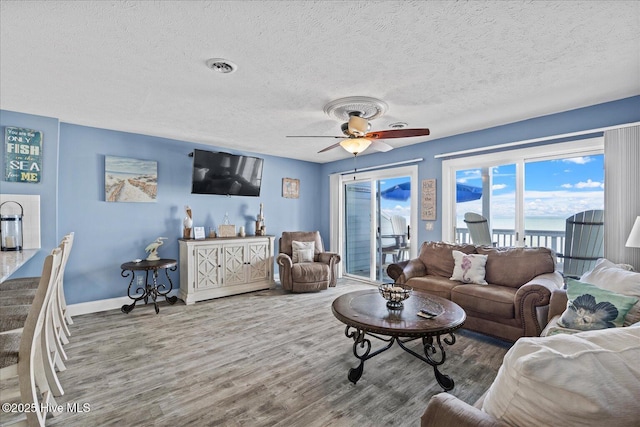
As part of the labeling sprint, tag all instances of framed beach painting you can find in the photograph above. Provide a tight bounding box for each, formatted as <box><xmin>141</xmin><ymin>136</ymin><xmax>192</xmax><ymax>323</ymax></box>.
<box><xmin>105</xmin><ymin>156</ymin><xmax>158</xmax><ymax>203</ymax></box>
<box><xmin>282</xmin><ymin>177</ymin><xmax>299</xmax><ymax>199</ymax></box>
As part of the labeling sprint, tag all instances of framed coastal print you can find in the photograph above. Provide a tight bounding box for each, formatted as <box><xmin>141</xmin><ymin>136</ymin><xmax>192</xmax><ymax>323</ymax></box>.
<box><xmin>4</xmin><ymin>127</ymin><xmax>43</xmax><ymax>183</ymax></box>
<box><xmin>282</xmin><ymin>178</ymin><xmax>299</xmax><ymax>199</ymax></box>
<box><xmin>105</xmin><ymin>155</ymin><xmax>158</xmax><ymax>203</ymax></box>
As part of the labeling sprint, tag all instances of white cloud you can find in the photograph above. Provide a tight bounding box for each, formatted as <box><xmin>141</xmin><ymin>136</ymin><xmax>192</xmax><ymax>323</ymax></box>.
<box><xmin>492</xmin><ymin>184</ymin><xmax>507</xmax><ymax>190</ymax></box>
<box><xmin>563</xmin><ymin>156</ymin><xmax>593</xmax><ymax>165</ymax></box>
<box><xmin>561</xmin><ymin>183</ymin><xmax>573</xmax><ymax>188</ymax></box>
<box><xmin>575</xmin><ymin>179</ymin><xmax>604</xmax><ymax>189</ymax></box>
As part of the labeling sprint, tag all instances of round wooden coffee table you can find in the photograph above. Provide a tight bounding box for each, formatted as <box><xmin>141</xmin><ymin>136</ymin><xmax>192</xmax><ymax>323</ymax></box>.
<box><xmin>332</xmin><ymin>289</ymin><xmax>466</xmax><ymax>391</ymax></box>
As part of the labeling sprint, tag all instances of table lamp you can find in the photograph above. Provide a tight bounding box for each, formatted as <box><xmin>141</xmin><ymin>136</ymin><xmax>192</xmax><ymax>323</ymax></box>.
<box><xmin>625</xmin><ymin>216</ymin><xmax>640</xmax><ymax>248</ymax></box>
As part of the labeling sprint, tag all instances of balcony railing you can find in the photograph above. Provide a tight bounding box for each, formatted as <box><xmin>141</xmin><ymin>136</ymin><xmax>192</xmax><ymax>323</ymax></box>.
<box><xmin>456</xmin><ymin>228</ymin><xmax>566</xmax><ymax>253</ymax></box>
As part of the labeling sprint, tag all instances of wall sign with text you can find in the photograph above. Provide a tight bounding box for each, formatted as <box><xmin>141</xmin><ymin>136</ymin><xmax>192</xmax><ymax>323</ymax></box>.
<box><xmin>4</xmin><ymin>126</ymin><xmax>43</xmax><ymax>183</ymax></box>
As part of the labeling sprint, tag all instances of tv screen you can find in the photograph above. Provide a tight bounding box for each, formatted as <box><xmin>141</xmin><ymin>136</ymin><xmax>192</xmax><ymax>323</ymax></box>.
<box><xmin>191</xmin><ymin>149</ymin><xmax>263</xmax><ymax>196</ymax></box>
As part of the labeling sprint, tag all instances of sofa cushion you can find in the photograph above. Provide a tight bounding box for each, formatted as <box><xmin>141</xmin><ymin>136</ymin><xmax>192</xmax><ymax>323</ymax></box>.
<box><xmin>557</xmin><ymin>279</ymin><xmax>638</xmax><ymax>330</ymax></box>
<box><xmin>476</xmin><ymin>247</ymin><xmax>555</xmax><ymax>288</ymax></box>
<box><xmin>418</xmin><ymin>242</ymin><xmax>476</xmax><ymax>278</ymax></box>
<box><xmin>450</xmin><ymin>251</ymin><xmax>488</xmax><ymax>284</ymax></box>
<box><xmin>482</xmin><ymin>326</ymin><xmax>640</xmax><ymax>427</ymax></box>
<box><xmin>451</xmin><ymin>285</ymin><xmax>516</xmax><ymax>319</ymax></box>
<box><xmin>405</xmin><ymin>276</ymin><xmax>461</xmax><ymax>300</ymax></box>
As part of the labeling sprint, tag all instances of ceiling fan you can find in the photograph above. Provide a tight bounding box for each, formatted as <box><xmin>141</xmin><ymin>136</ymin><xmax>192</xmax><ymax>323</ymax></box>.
<box><xmin>286</xmin><ymin>96</ymin><xmax>430</xmax><ymax>156</ymax></box>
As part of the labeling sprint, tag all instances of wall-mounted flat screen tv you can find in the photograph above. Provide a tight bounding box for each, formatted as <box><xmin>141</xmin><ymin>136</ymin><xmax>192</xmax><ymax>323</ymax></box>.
<box><xmin>191</xmin><ymin>149</ymin><xmax>263</xmax><ymax>196</ymax></box>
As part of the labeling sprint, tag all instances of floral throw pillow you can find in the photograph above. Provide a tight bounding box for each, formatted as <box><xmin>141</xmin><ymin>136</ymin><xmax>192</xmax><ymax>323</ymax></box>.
<box><xmin>558</xmin><ymin>279</ymin><xmax>639</xmax><ymax>331</ymax></box>
<box><xmin>450</xmin><ymin>250</ymin><xmax>488</xmax><ymax>285</ymax></box>
<box><xmin>291</xmin><ymin>240</ymin><xmax>315</xmax><ymax>263</ymax></box>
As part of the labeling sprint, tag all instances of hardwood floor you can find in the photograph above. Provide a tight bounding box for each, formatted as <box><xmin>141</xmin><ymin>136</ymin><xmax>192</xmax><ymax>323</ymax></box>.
<box><xmin>6</xmin><ymin>280</ymin><xmax>511</xmax><ymax>426</ymax></box>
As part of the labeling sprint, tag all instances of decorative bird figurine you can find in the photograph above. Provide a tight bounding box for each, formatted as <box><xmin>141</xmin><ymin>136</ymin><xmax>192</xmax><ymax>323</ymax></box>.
<box><xmin>145</xmin><ymin>237</ymin><xmax>167</xmax><ymax>261</ymax></box>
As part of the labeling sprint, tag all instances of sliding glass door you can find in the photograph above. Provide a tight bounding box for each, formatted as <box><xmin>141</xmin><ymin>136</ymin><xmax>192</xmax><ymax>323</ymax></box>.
<box><xmin>338</xmin><ymin>165</ymin><xmax>418</xmax><ymax>283</ymax></box>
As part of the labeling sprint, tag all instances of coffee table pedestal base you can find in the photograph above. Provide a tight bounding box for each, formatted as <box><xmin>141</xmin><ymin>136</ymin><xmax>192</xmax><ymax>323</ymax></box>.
<box><xmin>344</xmin><ymin>325</ymin><xmax>456</xmax><ymax>391</ymax></box>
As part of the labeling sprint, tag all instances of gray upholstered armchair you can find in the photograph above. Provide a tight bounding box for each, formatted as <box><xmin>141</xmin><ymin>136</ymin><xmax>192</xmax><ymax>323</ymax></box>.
<box><xmin>276</xmin><ymin>231</ymin><xmax>341</xmax><ymax>292</ymax></box>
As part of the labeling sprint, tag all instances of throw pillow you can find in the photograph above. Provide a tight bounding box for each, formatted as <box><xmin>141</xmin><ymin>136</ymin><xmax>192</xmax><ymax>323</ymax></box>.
<box><xmin>482</xmin><ymin>327</ymin><xmax>640</xmax><ymax>427</ymax></box>
<box><xmin>581</xmin><ymin>258</ymin><xmax>640</xmax><ymax>298</ymax></box>
<box><xmin>449</xmin><ymin>250</ymin><xmax>488</xmax><ymax>285</ymax></box>
<box><xmin>291</xmin><ymin>240</ymin><xmax>315</xmax><ymax>263</ymax></box>
<box><xmin>557</xmin><ymin>279</ymin><xmax>638</xmax><ymax>330</ymax></box>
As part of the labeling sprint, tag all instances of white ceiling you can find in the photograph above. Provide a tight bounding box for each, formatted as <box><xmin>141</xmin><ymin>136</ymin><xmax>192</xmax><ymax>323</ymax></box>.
<box><xmin>1</xmin><ymin>1</ymin><xmax>638</xmax><ymax>163</ymax></box>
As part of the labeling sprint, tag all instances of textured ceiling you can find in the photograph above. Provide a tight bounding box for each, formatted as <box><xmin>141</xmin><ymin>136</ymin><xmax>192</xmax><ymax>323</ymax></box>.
<box><xmin>1</xmin><ymin>1</ymin><xmax>638</xmax><ymax>163</ymax></box>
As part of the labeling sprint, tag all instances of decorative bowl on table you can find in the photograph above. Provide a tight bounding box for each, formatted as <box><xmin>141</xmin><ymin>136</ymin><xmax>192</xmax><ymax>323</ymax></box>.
<box><xmin>378</xmin><ymin>283</ymin><xmax>412</xmax><ymax>309</ymax></box>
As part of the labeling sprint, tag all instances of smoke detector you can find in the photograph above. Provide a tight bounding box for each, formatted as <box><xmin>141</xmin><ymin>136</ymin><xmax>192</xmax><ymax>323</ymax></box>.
<box><xmin>206</xmin><ymin>58</ymin><xmax>237</xmax><ymax>74</ymax></box>
<box><xmin>388</xmin><ymin>122</ymin><xmax>408</xmax><ymax>129</ymax></box>
<box><xmin>323</xmin><ymin>96</ymin><xmax>388</xmax><ymax>122</ymax></box>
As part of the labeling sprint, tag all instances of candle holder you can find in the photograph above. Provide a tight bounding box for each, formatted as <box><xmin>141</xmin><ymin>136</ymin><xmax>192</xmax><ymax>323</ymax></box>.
<box><xmin>1</xmin><ymin>201</ymin><xmax>24</xmax><ymax>251</ymax></box>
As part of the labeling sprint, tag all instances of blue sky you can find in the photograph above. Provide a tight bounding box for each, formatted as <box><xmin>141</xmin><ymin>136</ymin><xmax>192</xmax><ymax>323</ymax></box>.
<box><xmin>378</xmin><ymin>154</ymin><xmax>605</xmax><ymax>229</ymax></box>
<box><xmin>457</xmin><ymin>154</ymin><xmax>605</xmax><ymax>227</ymax></box>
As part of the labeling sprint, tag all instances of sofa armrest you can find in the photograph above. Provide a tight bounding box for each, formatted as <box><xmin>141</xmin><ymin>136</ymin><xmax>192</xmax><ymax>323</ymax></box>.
<box><xmin>387</xmin><ymin>258</ymin><xmax>426</xmax><ymax>284</ymax></box>
<box><xmin>421</xmin><ymin>393</ymin><xmax>506</xmax><ymax>427</ymax></box>
<box><xmin>547</xmin><ymin>289</ymin><xmax>568</xmax><ymax>322</ymax></box>
<box><xmin>514</xmin><ymin>271</ymin><xmax>564</xmax><ymax>336</ymax></box>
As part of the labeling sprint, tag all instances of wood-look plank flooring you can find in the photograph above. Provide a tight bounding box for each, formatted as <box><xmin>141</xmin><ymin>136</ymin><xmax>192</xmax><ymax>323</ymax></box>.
<box><xmin>3</xmin><ymin>280</ymin><xmax>511</xmax><ymax>426</ymax></box>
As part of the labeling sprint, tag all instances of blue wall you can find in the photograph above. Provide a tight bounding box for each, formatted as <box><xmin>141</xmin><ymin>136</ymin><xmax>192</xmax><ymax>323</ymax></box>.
<box><xmin>0</xmin><ymin>110</ymin><xmax>60</xmax><ymax>278</ymax></box>
<box><xmin>2</xmin><ymin>95</ymin><xmax>639</xmax><ymax>304</ymax></box>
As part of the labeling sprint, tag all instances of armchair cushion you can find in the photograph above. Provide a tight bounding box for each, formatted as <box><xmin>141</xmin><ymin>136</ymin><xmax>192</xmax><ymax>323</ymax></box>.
<box><xmin>292</xmin><ymin>240</ymin><xmax>315</xmax><ymax>263</ymax></box>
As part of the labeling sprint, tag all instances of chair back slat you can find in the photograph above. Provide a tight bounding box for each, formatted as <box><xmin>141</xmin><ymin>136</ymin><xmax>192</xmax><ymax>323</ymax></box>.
<box><xmin>563</xmin><ymin>210</ymin><xmax>604</xmax><ymax>278</ymax></box>
<box><xmin>464</xmin><ymin>212</ymin><xmax>492</xmax><ymax>246</ymax></box>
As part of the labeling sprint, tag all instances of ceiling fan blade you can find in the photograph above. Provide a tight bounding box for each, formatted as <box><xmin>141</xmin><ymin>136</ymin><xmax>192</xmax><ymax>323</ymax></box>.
<box><xmin>286</xmin><ymin>135</ymin><xmax>343</xmax><ymax>139</ymax></box>
<box><xmin>365</xmin><ymin>128</ymin><xmax>430</xmax><ymax>139</ymax></box>
<box><xmin>318</xmin><ymin>141</ymin><xmax>343</xmax><ymax>153</ymax></box>
<box><xmin>369</xmin><ymin>140</ymin><xmax>393</xmax><ymax>152</ymax></box>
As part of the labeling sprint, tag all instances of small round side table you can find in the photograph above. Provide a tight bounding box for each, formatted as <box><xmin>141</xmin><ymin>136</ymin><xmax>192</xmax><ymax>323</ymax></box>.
<box><xmin>120</xmin><ymin>258</ymin><xmax>178</xmax><ymax>314</ymax></box>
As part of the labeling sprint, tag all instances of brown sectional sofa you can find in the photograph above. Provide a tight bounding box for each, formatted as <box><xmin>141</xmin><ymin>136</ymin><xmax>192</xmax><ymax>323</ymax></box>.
<box><xmin>387</xmin><ymin>241</ymin><xmax>564</xmax><ymax>342</ymax></box>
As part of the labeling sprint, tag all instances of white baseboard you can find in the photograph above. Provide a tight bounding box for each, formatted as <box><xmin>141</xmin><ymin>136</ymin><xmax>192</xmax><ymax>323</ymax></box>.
<box><xmin>67</xmin><ymin>290</ymin><xmax>179</xmax><ymax>317</ymax></box>
<box><xmin>68</xmin><ymin>273</ymin><xmax>281</xmax><ymax>316</ymax></box>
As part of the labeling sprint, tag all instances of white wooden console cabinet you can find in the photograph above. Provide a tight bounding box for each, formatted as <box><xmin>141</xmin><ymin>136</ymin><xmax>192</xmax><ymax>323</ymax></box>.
<box><xmin>178</xmin><ymin>236</ymin><xmax>275</xmax><ymax>304</ymax></box>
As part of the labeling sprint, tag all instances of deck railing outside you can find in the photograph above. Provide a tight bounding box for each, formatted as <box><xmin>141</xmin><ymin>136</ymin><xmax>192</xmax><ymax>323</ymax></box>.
<box><xmin>456</xmin><ymin>228</ymin><xmax>566</xmax><ymax>254</ymax></box>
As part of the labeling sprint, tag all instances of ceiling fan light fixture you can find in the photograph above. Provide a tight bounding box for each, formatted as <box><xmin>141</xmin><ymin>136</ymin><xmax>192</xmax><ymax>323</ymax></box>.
<box><xmin>347</xmin><ymin>115</ymin><xmax>369</xmax><ymax>136</ymax></box>
<box><xmin>340</xmin><ymin>138</ymin><xmax>371</xmax><ymax>155</ymax></box>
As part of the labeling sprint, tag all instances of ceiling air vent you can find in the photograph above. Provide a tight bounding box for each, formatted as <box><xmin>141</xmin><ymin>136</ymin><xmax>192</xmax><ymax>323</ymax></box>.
<box><xmin>206</xmin><ymin>58</ymin><xmax>237</xmax><ymax>74</ymax></box>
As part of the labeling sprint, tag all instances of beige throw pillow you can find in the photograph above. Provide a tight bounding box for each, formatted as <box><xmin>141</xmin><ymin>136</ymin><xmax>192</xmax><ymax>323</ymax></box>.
<box><xmin>291</xmin><ymin>240</ymin><xmax>315</xmax><ymax>263</ymax></box>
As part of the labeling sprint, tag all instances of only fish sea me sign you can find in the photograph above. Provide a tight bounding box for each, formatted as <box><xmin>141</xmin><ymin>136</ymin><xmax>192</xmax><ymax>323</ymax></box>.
<box><xmin>4</xmin><ymin>127</ymin><xmax>43</xmax><ymax>183</ymax></box>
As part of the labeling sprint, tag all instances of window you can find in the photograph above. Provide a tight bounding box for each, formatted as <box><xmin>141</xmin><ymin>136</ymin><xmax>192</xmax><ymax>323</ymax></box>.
<box><xmin>443</xmin><ymin>138</ymin><xmax>604</xmax><ymax>252</ymax></box>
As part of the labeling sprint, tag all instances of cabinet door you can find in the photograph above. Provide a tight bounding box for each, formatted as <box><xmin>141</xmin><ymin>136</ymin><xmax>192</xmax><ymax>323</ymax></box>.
<box><xmin>247</xmin><ymin>241</ymin><xmax>270</xmax><ymax>282</ymax></box>
<box><xmin>194</xmin><ymin>245</ymin><xmax>223</xmax><ymax>289</ymax></box>
<box><xmin>223</xmin><ymin>243</ymin><xmax>247</xmax><ymax>285</ymax></box>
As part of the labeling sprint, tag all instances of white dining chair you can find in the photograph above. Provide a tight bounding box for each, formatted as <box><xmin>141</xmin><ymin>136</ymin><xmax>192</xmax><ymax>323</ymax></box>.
<box><xmin>0</xmin><ymin>247</ymin><xmax>63</xmax><ymax>426</ymax></box>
